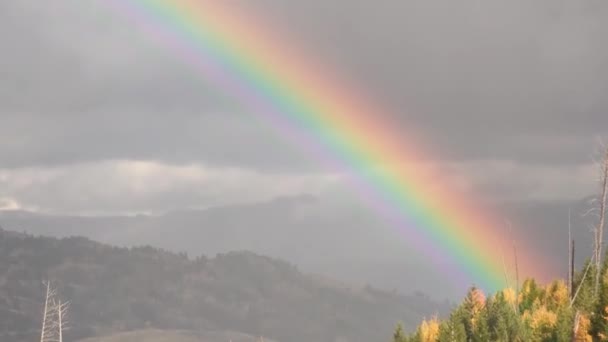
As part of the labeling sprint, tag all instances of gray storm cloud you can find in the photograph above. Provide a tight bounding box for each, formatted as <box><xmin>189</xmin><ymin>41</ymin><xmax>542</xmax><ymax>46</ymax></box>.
<box><xmin>253</xmin><ymin>0</ymin><xmax>608</xmax><ymax>163</ymax></box>
<box><xmin>0</xmin><ymin>0</ymin><xmax>606</xmax><ymax>213</ymax></box>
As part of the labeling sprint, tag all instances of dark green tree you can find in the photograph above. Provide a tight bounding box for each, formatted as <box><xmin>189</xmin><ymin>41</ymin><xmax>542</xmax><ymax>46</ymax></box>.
<box><xmin>471</xmin><ymin>305</ymin><xmax>490</xmax><ymax>342</ymax></box>
<box><xmin>552</xmin><ymin>308</ymin><xmax>574</xmax><ymax>342</ymax></box>
<box><xmin>519</xmin><ymin>278</ymin><xmax>542</xmax><ymax>313</ymax></box>
<box><xmin>572</xmin><ymin>259</ymin><xmax>597</xmax><ymax>314</ymax></box>
<box><xmin>486</xmin><ymin>291</ymin><xmax>524</xmax><ymax>342</ymax></box>
<box><xmin>592</xmin><ymin>251</ymin><xmax>608</xmax><ymax>340</ymax></box>
<box><xmin>393</xmin><ymin>323</ymin><xmax>408</xmax><ymax>342</ymax></box>
<box><xmin>437</xmin><ymin>310</ymin><xmax>467</xmax><ymax>342</ymax></box>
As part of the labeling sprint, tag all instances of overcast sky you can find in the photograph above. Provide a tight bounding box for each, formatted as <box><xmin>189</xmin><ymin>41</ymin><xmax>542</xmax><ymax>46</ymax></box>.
<box><xmin>0</xmin><ymin>0</ymin><xmax>607</xmax><ymax>215</ymax></box>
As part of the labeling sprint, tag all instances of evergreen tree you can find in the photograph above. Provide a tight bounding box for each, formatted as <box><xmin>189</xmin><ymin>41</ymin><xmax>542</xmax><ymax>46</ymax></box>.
<box><xmin>437</xmin><ymin>310</ymin><xmax>467</xmax><ymax>342</ymax></box>
<box><xmin>572</xmin><ymin>259</ymin><xmax>597</xmax><ymax>314</ymax></box>
<box><xmin>592</xmin><ymin>252</ymin><xmax>608</xmax><ymax>340</ymax></box>
<box><xmin>393</xmin><ymin>323</ymin><xmax>409</xmax><ymax>342</ymax></box>
<box><xmin>461</xmin><ymin>286</ymin><xmax>486</xmax><ymax>340</ymax></box>
<box><xmin>553</xmin><ymin>308</ymin><xmax>574</xmax><ymax>342</ymax></box>
<box><xmin>519</xmin><ymin>278</ymin><xmax>543</xmax><ymax>313</ymax></box>
<box><xmin>486</xmin><ymin>290</ymin><xmax>524</xmax><ymax>341</ymax></box>
<box><xmin>471</xmin><ymin>305</ymin><xmax>490</xmax><ymax>342</ymax></box>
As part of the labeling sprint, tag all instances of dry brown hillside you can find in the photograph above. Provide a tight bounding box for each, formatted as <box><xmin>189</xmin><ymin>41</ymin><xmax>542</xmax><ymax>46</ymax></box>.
<box><xmin>76</xmin><ymin>329</ymin><xmax>276</xmax><ymax>342</ymax></box>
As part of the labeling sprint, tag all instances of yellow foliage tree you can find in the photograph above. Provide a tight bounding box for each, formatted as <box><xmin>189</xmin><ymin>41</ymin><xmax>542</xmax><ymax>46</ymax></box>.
<box><xmin>501</xmin><ymin>287</ymin><xmax>517</xmax><ymax>306</ymax></box>
<box><xmin>545</xmin><ymin>280</ymin><xmax>569</xmax><ymax>311</ymax></box>
<box><xmin>418</xmin><ymin>317</ymin><xmax>440</xmax><ymax>342</ymax></box>
<box><xmin>574</xmin><ymin>312</ymin><xmax>593</xmax><ymax>342</ymax></box>
<box><xmin>524</xmin><ymin>305</ymin><xmax>557</xmax><ymax>341</ymax></box>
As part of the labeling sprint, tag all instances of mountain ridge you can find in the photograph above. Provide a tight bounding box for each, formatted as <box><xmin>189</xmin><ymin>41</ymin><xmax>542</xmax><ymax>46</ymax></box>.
<box><xmin>0</xmin><ymin>194</ymin><xmax>595</xmax><ymax>299</ymax></box>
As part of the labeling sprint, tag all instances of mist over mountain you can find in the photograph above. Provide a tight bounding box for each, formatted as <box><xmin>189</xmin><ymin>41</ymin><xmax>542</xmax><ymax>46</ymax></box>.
<box><xmin>0</xmin><ymin>194</ymin><xmax>597</xmax><ymax>301</ymax></box>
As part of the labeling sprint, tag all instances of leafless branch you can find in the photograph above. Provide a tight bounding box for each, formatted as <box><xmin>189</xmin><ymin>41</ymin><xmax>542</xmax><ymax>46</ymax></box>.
<box><xmin>501</xmin><ymin>248</ymin><xmax>511</xmax><ymax>290</ymax></box>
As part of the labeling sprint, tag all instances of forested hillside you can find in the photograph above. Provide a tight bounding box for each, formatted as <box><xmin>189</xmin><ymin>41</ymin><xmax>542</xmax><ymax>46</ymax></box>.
<box><xmin>0</xmin><ymin>228</ymin><xmax>448</xmax><ymax>342</ymax></box>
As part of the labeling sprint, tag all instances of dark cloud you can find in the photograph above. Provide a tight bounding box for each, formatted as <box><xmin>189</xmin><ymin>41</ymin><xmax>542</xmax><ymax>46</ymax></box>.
<box><xmin>252</xmin><ymin>0</ymin><xmax>608</xmax><ymax>164</ymax></box>
<box><xmin>1</xmin><ymin>0</ymin><xmax>607</xmax><ymax>170</ymax></box>
<box><xmin>0</xmin><ymin>1</ymin><xmax>311</xmax><ymax>169</ymax></box>
<box><xmin>0</xmin><ymin>0</ymin><xmax>606</xmax><ymax>206</ymax></box>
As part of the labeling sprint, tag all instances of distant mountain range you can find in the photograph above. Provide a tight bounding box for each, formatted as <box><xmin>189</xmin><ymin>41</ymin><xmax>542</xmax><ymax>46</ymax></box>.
<box><xmin>0</xmin><ymin>194</ymin><xmax>597</xmax><ymax>299</ymax></box>
<box><xmin>0</xmin><ymin>228</ymin><xmax>450</xmax><ymax>342</ymax></box>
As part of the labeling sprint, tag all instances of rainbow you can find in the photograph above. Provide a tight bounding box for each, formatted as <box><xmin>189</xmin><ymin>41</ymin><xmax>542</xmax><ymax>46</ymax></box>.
<box><xmin>104</xmin><ymin>0</ymin><xmax>556</xmax><ymax>293</ymax></box>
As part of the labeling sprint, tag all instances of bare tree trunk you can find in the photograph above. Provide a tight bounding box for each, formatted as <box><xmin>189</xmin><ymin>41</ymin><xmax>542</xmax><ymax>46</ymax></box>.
<box><xmin>571</xmin><ymin>239</ymin><xmax>575</xmax><ymax>299</ymax></box>
<box><xmin>501</xmin><ymin>250</ymin><xmax>510</xmax><ymax>289</ymax></box>
<box><xmin>513</xmin><ymin>238</ymin><xmax>519</xmax><ymax>313</ymax></box>
<box><xmin>39</xmin><ymin>281</ymin><xmax>68</xmax><ymax>342</ymax></box>
<box><xmin>594</xmin><ymin>149</ymin><xmax>608</xmax><ymax>295</ymax></box>
<box><xmin>57</xmin><ymin>299</ymin><xmax>69</xmax><ymax>342</ymax></box>
<box><xmin>569</xmin><ymin>209</ymin><xmax>573</xmax><ymax>297</ymax></box>
<box><xmin>572</xmin><ymin>311</ymin><xmax>581</xmax><ymax>342</ymax></box>
<box><xmin>505</xmin><ymin>220</ymin><xmax>520</xmax><ymax>312</ymax></box>
<box><xmin>57</xmin><ymin>300</ymin><xmax>63</xmax><ymax>342</ymax></box>
<box><xmin>39</xmin><ymin>282</ymin><xmax>51</xmax><ymax>342</ymax></box>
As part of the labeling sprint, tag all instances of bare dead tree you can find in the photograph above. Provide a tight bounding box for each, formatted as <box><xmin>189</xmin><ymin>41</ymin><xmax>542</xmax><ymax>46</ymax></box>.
<box><xmin>501</xmin><ymin>247</ymin><xmax>511</xmax><ymax>288</ymax></box>
<box><xmin>40</xmin><ymin>281</ymin><xmax>61</xmax><ymax>342</ymax></box>
<box><xmin>592</xmin><ymin>148</ymin><xmax>608</xmax><ymax>295</ymax></box>
<box><xmin>570</xmin><ymin>239</ymin><xmax>576</xmax><ymax>299</ymax></box>
<box><xmin>572</xmin><ymin>311</ymin><xmax>581</xmax><ymax>342</ymax></box>
<box><xmin>505</xmin><ymin>220</ymin><xmax>520</xmax><ymax>312</ymax></box>
<box><xmin>569</xmin><ymin>209</ymin><xmax>572</xmax><ymax>295</ymax></box>
<box><xmin>55</xmin><ymin>299</ymin><xmax>69</xmax><ymax>342</ymax></box>
<box><xmin>39</xmin><ymin>281</ymin><xmax>68</xmax><ymax>342</ymax></box>
<box><xmin>40</xmin><ymin>281</ymin><xmax>52</xmax><ymax>342</ymax></box>
<box><xmin>513</xmin><ymin>241</ymin><xmax>519</xmax><ymax>310</ymax></box>
<box><xmin>568</xmin><ymin>208</ymin><xmax>576</xmax><ymax>299</ymax></box>
<box><xmin>501</xmin><ymin>249</ymin><xmax>519</xmax><ymax>312</ymax></box>
<box><xmin>57</xmin><ymin>300</ymin><xmax>63</xmax><ymax>342</ymax></box>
